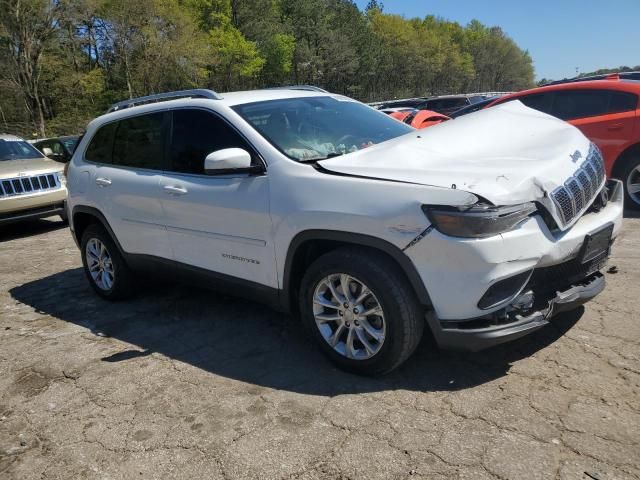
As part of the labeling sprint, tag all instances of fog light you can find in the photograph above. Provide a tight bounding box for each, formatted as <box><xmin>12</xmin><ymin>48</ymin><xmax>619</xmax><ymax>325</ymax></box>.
<box><xmin>511</xmin><ymin>290</ymin><xmax>534</xmax><ymax>310</ymax></box>
<box><xmin>478</xmin><ymin>270</ymin><xmax>533</xmax><ymax>310</ymax></box>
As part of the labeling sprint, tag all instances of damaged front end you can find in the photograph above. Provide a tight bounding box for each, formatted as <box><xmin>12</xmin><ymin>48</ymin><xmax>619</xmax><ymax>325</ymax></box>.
<box><xmin>427</xmin><ymin>247</ymin><xmax>609</xmax><ymax>352</ymax></box>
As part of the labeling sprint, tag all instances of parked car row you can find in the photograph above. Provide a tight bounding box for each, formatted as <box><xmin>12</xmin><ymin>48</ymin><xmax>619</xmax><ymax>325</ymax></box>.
<box><xmin>369</xmin><ymin>92</ymin><xmax>512</xmax><ymax>116</ymax></box>
<box><xmin>0</xmin><ymin>134</ymin><xmax>68</xmax><ymax>224</ymax></box>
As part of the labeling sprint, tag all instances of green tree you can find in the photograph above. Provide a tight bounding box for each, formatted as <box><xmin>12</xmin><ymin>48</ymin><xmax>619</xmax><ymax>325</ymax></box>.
<box><xmin>0</xmin><ymin>0</ymin><xmax>61</xmax><ymax>135</ymax></box>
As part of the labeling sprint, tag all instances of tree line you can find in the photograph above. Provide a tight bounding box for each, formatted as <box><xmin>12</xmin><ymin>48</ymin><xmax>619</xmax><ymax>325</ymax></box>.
<box><xmin>0</xmin><ymin>0</ymin><xmax>535</xmax><ymax>137</ymax></box>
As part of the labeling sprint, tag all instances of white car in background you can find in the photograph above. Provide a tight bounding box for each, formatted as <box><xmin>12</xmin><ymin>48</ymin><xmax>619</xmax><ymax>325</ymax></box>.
<box><xmin>66</xmin><ymin>87</ymin><xmax>623</xmax><ymax>375</ymax></box>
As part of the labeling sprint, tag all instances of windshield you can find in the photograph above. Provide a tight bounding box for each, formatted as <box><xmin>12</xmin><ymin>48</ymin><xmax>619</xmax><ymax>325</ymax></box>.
<box><xmin>0</xmin><ymin>140</ymin><xmax>44</xmax><ymax>161</ymax></box>
<box><xmin>233</xmin><ymin>96</ymin><xmax>414</xmax><ymax>162</ymax></box>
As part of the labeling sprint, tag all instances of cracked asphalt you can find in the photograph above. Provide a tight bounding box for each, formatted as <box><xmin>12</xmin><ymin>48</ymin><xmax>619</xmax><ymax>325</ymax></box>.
<box><xmin>1</xmin><ymin>215</ymin><xmax>639</xmax><ymax>480</ymax></box>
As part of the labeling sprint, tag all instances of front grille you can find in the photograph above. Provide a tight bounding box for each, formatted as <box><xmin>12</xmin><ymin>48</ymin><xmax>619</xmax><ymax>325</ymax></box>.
<box><xmin>0</xmin><ymin>173</ymin><xmax>59</xmax><ymax>198</ymax></box>
<box><xmin>550</xmin><ymin>144</ymin><xmax>605</xmax><ymax>228</ymax></box>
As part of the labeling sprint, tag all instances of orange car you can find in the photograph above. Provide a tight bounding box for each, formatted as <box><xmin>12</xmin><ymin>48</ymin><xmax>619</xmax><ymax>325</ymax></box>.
<box><xmin>388</xmin><ymin>109</ymin><xmax>450</xmax><ymax>129</ymax></box>
<box><xmin>488</xmin><ymin>76</ymin><xmax>640</xmax><ymax>209</ymax></box>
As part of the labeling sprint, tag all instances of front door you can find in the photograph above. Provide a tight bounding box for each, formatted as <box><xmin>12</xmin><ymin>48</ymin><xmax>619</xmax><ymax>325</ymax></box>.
<box><xmin>159</xmin><ymin>108</ymin><xmax>276</xmax><ymax>288</ymax></box>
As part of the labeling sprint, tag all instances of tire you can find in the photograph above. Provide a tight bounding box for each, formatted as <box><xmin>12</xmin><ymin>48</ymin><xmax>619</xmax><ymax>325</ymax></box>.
<box><xmin>299</xmin><ymin>247</ymin><xmax>424</xmax><ymax>375</ymax></box>
<box><xmin>620</xmin><ymin>154</ymin><xmax>640</xmax><ymax>210</ymax></box>
<box><xmin>80</xmin><ymin>223</ymin><xmax>136</xmax><ymax>300</ymax></box>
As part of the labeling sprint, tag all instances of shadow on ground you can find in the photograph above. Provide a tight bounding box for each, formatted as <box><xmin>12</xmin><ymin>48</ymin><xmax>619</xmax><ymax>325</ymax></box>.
<box><xmin>0</xmin><ymin>217</ymin><xmax>67</xmax><ymax>243</ymax></box>
<box><xmin>10</xmin><ymin>268</ymin><xmax>582</xmax><ymax>395</ymax></box>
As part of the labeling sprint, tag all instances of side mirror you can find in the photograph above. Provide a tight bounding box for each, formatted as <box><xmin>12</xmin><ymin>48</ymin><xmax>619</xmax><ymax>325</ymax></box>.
<box><xmin>42</xmin><ymin>147</ymin><xmax>53</xmax><ymax>157</ymax></box>
<box><xmin>204</xmin><ymin>148</ymin><xmax>263</xmax><ymax>175</ymax></box>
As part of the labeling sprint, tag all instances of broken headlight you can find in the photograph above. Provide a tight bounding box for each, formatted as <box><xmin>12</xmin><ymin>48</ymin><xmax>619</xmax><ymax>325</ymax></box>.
<box><xmin>423</xmin><ymin>202</ymin><xmax>537</xmax><ymax>238</ymax></box>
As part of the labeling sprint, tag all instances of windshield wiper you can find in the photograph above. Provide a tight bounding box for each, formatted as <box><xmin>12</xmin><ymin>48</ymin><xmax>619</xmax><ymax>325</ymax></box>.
<box><xmin>298</xmin><ymin>152</ymin><xmax>345</xmax><ymax>163</ymax></box>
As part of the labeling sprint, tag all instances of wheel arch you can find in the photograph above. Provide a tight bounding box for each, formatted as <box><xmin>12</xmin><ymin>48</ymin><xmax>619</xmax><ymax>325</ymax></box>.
<box><xmin>71</xmin><ymin>206</ymin><xmax>125</xmax><ymax>257</ymax></box>
<box><xmin>611</xmin><ymin>142</ymin><xmax>640</xmax><ymax>178</ymax></box>
<box><xmin>282</xmin><ymin>230</ymin><xmax>432</xmax><ymax>315</ymax></box>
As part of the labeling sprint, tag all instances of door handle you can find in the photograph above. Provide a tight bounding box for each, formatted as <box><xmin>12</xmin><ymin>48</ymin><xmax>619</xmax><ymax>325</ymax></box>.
<box><xmin>607</xmin><ymin>123</ymin><xmax>624</xmax><ymax>131</ymax></box>
<box><xmin>163</xmin><ymin>185</ymin><xmax>188</xmax><ymax>195</ymax></box>
<box><xmin>95</xmin><ymin>177</ymin><xmax>112</xmax><ymax>187</ymax></box>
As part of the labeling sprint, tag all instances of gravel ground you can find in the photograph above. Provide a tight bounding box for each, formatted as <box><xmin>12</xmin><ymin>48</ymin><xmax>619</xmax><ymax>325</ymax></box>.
<box><xmin>0</xmin><ymin>215</ymin><xmax>639</xmax><ymax>480</ymax></box>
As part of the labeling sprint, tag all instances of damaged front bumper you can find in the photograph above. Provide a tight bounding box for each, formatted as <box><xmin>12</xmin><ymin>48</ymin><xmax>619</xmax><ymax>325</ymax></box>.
<box><xmin>426</xmin><ymin>271</ymin><xmax>605</xmax><ymax>351</ymax></box>
<box><xmin>406</xmin><ymin>179</ymin><xmax>623</xmax><ymax>322</ymax></box>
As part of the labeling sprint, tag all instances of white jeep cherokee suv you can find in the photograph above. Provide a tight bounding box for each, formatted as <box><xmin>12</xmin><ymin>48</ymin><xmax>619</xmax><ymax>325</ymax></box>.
<box><xmin>67</xmin><ymin>87</ymin><xmax>624</xmax><ymax>375</ymax></box>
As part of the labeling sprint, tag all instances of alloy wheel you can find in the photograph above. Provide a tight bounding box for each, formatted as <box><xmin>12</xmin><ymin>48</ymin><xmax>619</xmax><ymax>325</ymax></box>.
<box><xmin>312</xmin><ymin>273</ymin><xmax>386</xmax><ymax>360</ymax></box>
<box><xmin>626</xmin><ymin>164</ymin><xmax>640</xmax><ymax>207</ymax></box>
<box><xmin>85</xmin><ymin>238</ymin><xmax>115</xmax><ymax>290</ymax></box>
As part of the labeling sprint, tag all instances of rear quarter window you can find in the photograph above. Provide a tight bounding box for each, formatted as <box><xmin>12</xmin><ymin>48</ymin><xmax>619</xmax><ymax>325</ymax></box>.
<box><xmin>85</xmin><ymin>123</ymin><xmax>117</xmax><ymax>164</ymax></box>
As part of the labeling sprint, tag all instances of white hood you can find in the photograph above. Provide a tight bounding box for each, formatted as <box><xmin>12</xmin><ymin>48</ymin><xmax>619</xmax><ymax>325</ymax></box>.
<box><xmin>318</xmin><ymin>101</ymin><xmax>591</xmax><ymax>206</ymax></box>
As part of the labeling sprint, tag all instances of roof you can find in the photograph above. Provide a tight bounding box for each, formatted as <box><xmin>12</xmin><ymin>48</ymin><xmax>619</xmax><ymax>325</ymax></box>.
<box><xmin>87</xmin><ymin>87</ymin><xmax>336</xmax><ymax>132</ymax></box>
<box><xmin>425</xmin><ymin>92</ymin><xmax>512</xmax><ymax>100</ymax></box>
<box><xmin>218</xmin><ymin>88</ymin><xmax>330</xmax><ymax>106</ymax></box>
<box><xmin>0</xmin><ymin>134</ymin><xmax>24</xmax><ymax>141</ymax></box>
<box><xmin>494</xmin><ymin>79</ymin><xmax>640</xmax><ymax>105</ymax></box>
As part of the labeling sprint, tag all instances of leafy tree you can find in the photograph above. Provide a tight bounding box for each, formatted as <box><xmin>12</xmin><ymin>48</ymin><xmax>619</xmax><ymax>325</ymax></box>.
<box><xmin>0</xmin><ymin>0</ymin><xmax>538</xmax><ymax>135</ymax></box>
<box><xmin>0</xmin><ymin>0</ymin><xmax>60</xmax><ymax>136</ymax></box>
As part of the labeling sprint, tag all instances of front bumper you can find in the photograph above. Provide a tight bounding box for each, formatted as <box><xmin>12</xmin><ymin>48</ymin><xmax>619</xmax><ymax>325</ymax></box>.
<box><xmin>406</xmin><ymin>179</ymin><xmax>623</xmax><ymax>321</ymax></box>
<box><xmin>427</xmin><ymin>271</ymin><xmax>605</xmax><ymax>351</ymax></box>
<box><xmin>0</xmin><ymin>200</ymin><xmax>66</xmax><ymax>224</ymax></box>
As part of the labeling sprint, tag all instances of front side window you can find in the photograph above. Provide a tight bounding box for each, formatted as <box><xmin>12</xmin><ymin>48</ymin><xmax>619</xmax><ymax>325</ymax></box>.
<box><xmin>552</xmin><ymin>90</ymin><xmax>610</xmax><ymax>120</ymax></box>
<box><xmin>112</xmin><ymin>112</ymin><xmax>165</xmax><ymax>170</ymax></box>
<box><xmin>233</xmin><ymin>96</ymin><xmax>413</xmax><ymax>162</ymax></box>
<box><xmin>0</xmin><ymin>140</ymin><xmax>44</xmax><ymax>161</ymax></box>
<box><xmin>50</xmin><ymin>141</ymin><xmax>65</xmax><ymax>155</ymax></box>
<box><xmin>169</xmin><ymin>109</ymin><xmax>254</xmax><ymax>174</ymax></box>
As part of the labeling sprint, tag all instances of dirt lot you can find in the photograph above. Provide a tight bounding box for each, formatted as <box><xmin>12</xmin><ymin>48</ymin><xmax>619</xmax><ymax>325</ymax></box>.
<box><xmin>0</xmin><ymin>215</ymin><xmax>639</xmax><ymax>480</ymax></box>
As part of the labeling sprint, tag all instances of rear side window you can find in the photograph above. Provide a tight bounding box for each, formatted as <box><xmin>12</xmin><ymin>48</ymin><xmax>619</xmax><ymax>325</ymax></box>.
<box><xmin>609</xmin><ymin>91</ymin><xmax>638</xmax><ymax>113</ymax></box>
<box><xmin>517</xmin><ymin>93</ymin><xmax>554</xmax><ymax>114</ymax></box>
<box><xmin>169</xmin><ymin>109</ymin><xmax>254</xmax><ymax>174</ymax></box>
<box><xmin>85</xmin><ymin>123</ymin><xmax>117</xmax><ymax>164</ymax></box>
<box><xmin>552</xmin><ymin>90</ymin><xmax>610</xmax><ymax>120</ymax></box>
<box><xmin>112</xmin><ymin>113</ymin><xmax>165</xmax><ymax>170</ymax></box>
<box><xmin>426</xmin><ymin>98</ymin><xmax>468</xmax><ymax>110</ymax></box>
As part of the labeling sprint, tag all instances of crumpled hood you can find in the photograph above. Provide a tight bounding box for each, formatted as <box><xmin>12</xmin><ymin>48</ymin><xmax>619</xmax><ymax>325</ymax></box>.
<box><xmin>0</xmin><ymin>157</ymin><xmax>63</xmax><ymax>178</ymax></box>
<box><xmin>318</xmin><ymin>101</ymin><xmax>591</xmax><ymax>206</ymax></box>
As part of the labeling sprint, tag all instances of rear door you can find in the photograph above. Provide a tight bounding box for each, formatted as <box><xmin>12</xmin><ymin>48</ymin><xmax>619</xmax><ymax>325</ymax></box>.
<box><xmin>84</xmin><ymin>112</ymin><xmax>172</xmax><ymax>259</ymax></box>
<box><xmin>160</xmin><ymin>108</ymin><xmax>276</xmax><ymax>288</ymax></box>
<box><xmin>552</xmin><ymin>89</ymin><xmax>637</xmax><ymax>169</ymax></box>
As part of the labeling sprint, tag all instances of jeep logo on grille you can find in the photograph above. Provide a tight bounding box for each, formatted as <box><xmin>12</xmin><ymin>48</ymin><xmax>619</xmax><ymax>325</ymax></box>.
<box><xmin>569</xmin><ymin>150</ymin><xmax>582</xmax><ymax>163</ymax></box>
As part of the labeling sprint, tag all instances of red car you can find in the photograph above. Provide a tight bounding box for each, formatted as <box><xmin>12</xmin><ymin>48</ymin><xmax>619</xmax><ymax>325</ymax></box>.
<box><xmin>388</xmin><ymin>109</ymin><xmax>450</xmax><ymax>129</ymax></box>
<box><xmin>488</xmin><ymin>76</ymin><xmax>640</xmax><ymax>209</ymax></box>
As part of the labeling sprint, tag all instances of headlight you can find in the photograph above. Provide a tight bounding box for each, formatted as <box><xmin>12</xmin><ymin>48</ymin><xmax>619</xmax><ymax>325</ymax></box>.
<box><xmin>56</xmin><ymin>171</ymin><xmax>67</xmax><ymax>184</ymax></box>
<box><xmin>423</xmin><ymin>202</ymin><xmax>536</xmax><ymax>238</ymax></box>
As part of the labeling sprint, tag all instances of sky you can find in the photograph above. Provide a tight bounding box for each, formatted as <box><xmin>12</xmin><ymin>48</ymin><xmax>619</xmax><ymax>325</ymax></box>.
<box><xmin>353</xmin><ymin>0</ymin><xmax>640</xmax><ymax>81</ymax></box>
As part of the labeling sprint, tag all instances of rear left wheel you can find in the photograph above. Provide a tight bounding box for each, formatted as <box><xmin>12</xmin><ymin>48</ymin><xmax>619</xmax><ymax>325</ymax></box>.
<box><xmin>80</xmin><ymin>223</ymin><xmax>136</xmax><ymax>300</ymax></box>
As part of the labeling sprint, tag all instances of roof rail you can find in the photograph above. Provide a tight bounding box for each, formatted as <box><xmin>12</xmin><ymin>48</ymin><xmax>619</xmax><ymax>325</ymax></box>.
<box><xmin>107</xmin><ymin>89</ymin><xmax>222</xmax><ymax>113</ymax></box>
<box><xmin>269</xmin><ymin>85</ymin><xmax>329</xmax><ymax>93</ymax></box>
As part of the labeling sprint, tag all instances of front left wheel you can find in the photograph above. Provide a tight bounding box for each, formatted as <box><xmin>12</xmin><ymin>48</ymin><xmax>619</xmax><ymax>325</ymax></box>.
<box><xmin>299</xmin><ymin>247</ymin><xmax>424</xmax><ymax>375</ymax></box>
